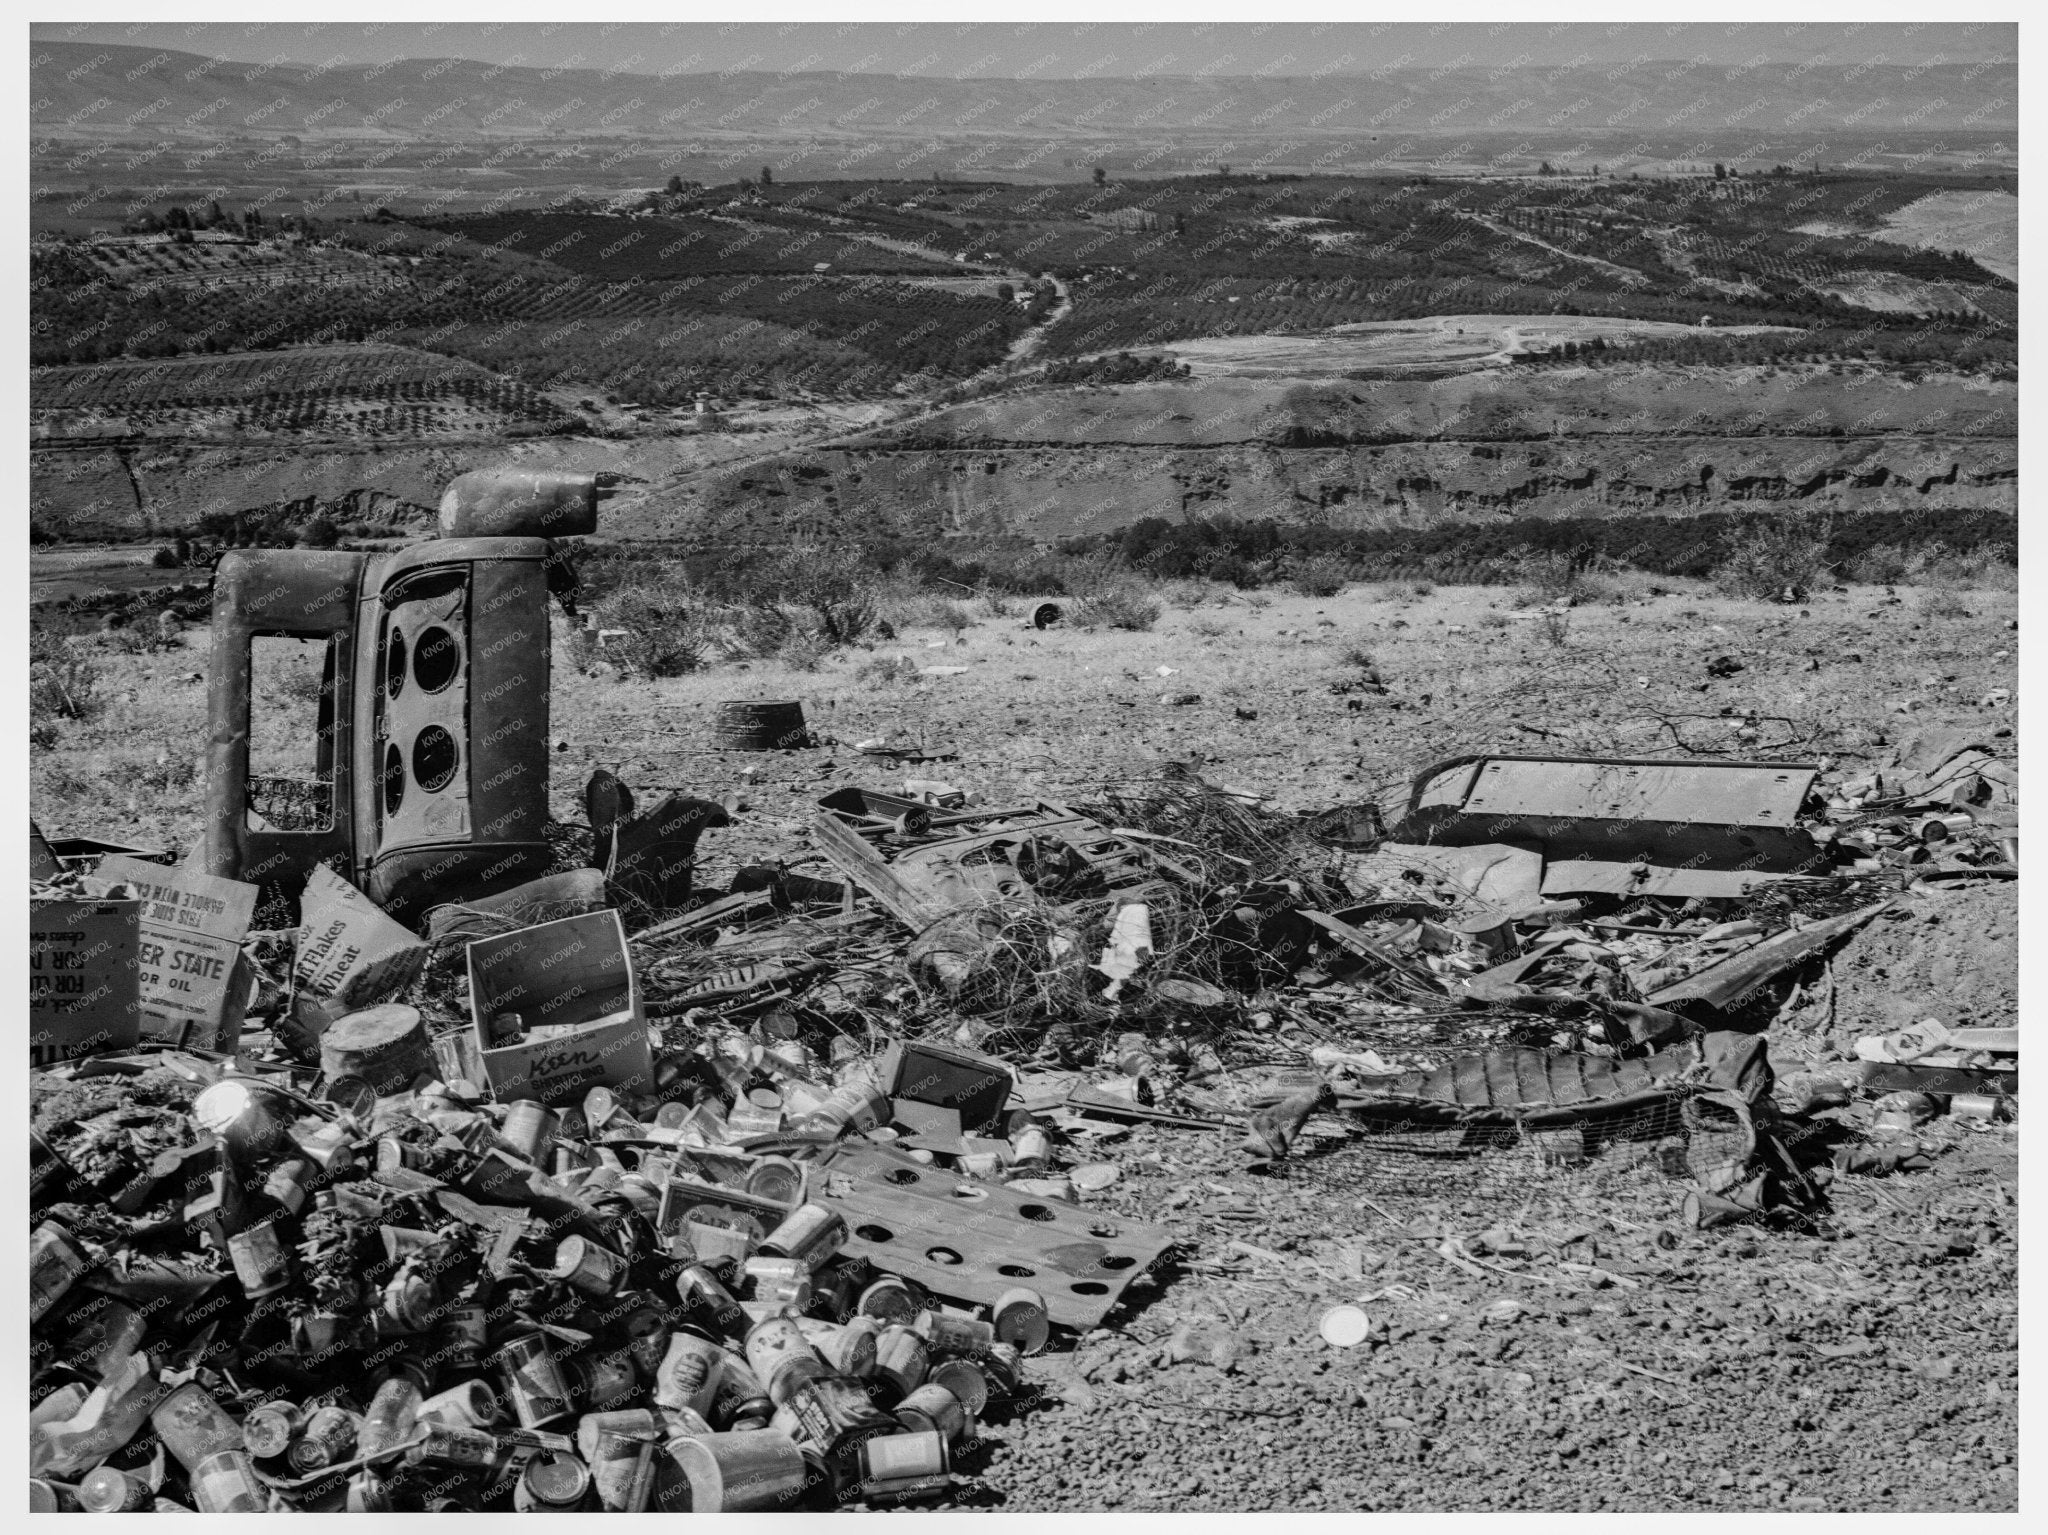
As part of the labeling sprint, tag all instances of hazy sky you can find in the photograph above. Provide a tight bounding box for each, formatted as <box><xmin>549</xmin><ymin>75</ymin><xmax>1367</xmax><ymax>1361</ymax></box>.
<box><xmin>31</xmin><ymin>20</ymin><xmax>2015</xmax><ymax>79</ymax></box>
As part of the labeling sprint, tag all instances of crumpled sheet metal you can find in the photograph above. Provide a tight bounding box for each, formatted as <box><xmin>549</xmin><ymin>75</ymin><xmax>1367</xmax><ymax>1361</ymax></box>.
<box><xmin>1325</xmin><ymin>1033</ymin><xmax>1772</xmax><ymax>1131</ymax></box>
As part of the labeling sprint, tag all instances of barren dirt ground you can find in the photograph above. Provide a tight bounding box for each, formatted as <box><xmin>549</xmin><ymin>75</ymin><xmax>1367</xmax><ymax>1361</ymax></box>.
<box><xmin>31</xmin><ymin>576</ymin><xmax>2019</xmax><ymax>1510</ymax></box>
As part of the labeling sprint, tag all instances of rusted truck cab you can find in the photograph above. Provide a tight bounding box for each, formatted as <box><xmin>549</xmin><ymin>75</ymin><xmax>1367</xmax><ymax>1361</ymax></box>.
<box><xmin>204</xmin><ymin>469</ymin><xmax>598</xmax><ymax>925</ymax></box>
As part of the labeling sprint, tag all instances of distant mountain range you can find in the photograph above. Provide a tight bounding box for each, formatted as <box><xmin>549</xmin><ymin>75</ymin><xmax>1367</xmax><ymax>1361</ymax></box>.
<box><xmin>32</xmin><ymin>40</ymin><xmax>2015</xmax><ymax>141</ymax></box>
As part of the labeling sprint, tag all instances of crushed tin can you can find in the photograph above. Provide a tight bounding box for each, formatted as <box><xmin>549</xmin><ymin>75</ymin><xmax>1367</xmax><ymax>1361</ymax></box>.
<box><xmin>228</xmin><ymin>1220</ymin><xmax>292</xmax><ymax>1297</ymax></box>
<box><xmin>498</xmin><ymin>1333</ymin><xmax>575</xmax><ymax>1428</ymax></box>
<box><xmin>758</xmin><ymin>1203</ymin><xmax>849</xmax><ymax>1270</ymax></box>
<box><xmin>777</xmin><ymin>1372</ymin><xmax>896</xmax><ymax>1457</ymax></box>
<box><xmin>552</xmin><ymin>1234</ymin><xmax>630</xmax><ymax>1298</ymax></box>
<box><xmin>744</xmin><ymin>1254</ymin><xmax>815</xmax><ymax>1311</ymax></box>
<box><xmin>405</xmin><ymin>1422</ymin><xmax>503</xmax><ymax>1469</ymax></box>
<box><xmin>288</xmin><ymin>1405</ymin><xmax>361</xmax><ymax>1471</ymax></box>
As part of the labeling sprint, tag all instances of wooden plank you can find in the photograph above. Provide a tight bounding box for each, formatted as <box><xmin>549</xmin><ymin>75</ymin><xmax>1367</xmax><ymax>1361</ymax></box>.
<box><xmin>809</xmin><ymin>813</ymin><xmax>955</xmax><ymax>931</ymax></box>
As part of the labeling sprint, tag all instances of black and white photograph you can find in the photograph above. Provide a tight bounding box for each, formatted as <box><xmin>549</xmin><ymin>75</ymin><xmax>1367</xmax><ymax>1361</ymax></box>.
<box><xmin>22</xmin><ymin>6</ymin><xmax>2024</xmax><ymax>1516</ymax></box>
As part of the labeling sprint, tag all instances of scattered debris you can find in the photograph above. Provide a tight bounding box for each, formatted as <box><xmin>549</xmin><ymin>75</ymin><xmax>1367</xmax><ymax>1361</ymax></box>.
<box><xmin>31</xmin><ymin>528</ymin><xmax>2022</xmax><ymax>1514</ymax></box>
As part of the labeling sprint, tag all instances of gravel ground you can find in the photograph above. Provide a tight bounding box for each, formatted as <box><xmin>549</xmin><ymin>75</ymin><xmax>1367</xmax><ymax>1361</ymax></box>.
<box><xmin>960</xmin><ymin>1112</ymin><xmax>2018</xmax><ymax>1512</ymax></box>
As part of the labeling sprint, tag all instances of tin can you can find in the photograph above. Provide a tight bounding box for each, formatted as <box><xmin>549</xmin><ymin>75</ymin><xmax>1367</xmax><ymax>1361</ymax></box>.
<box><xmin>30</xmin><ymin>1221</ymin><xmax>90</xmax><ymax>1322</ymax></box>
<box><xmin>572</xmin><ymin>1349</ymin><xmax>641</xmax><ymax>1413</ymax></box>
<box><xmin>858</xmin><ymin>1471</ymin><xmax>954</xmax><ymax>1506</ymax></box>
<box><xmin>959</xmin><ymin>1151</ymin><xmax>1005</xmax><ymax>1179</ymax></box>
<box><xmin>653</xmin><ymin>1330</ymin><xmax>727</xmax><ymax>1418</ymax></box>
<box><xmin>1951</xmin><ymin>1093</ymin><xmax>2002</xmax><ymax>1122</ymax></box>
<box><xmin>193</xmin><ymin>1079</ymin><xmax>299</xmax><ymax>1165</ymax></box>
<box><xmin>190</xmin><ymin>1450</ymin><xmax>269</xmax><ymax>1513</ymax></box>
<box><xmin>759</xmin><ymin>1203</ymin><xmax>849</xmax><ymax>1270</ymax></box>
<box><xmin>833</xmin><ymin>1081</ymin><xmax>892</xmax><ymax>1134</ymax></box>
<box><xmin>498</xmin><ymin>1333</ymin><xmax>575</xmax><ymax>1428</ymax></box>
<box><xmin>419</xmin><ymin>1379</ymin><xmax>501</xmax><ymax>1432</ymax></box>
<box><xmin>241</xmin><ymin>1400</ymin><xmax>302</xmax><ymax>1459</ymax></box>
<box><xmin>1009</xmin><ymin>1124</ymin><xmax>1051</xmax><ymax>1169</ymax></box>
<box><xmin>728</xmin><ymin>1101</ymin><xmax>785</xmax><ymax>1139</ymax></box>
<box><xmin>991</xmin><ymin>1287</ymin><xmax>1051</xmax><ymax>1354</ymax></box>
<box><xmin>874</xmin><ymin>1324</ymin><xmax>930</xmax><ymax>1396</ymax></box>
<box><xmin>438</xmin><ymin>1302</ymin><xmax>489</xmax><ymax>1370</ymax></box>
<box><xmin>151</xmin><ymin>1381</ymin><xmax>245</xmax><ymax>1471</ymax></box>
<box><xmin>799</xmin><ymin>1315</ymin><xmax>880</xmax><ymax>1379</ymax></box>
<box><xmin>29</xmin><ymin>1480</ymin><xmax>75</xmax><ymax>1513</ymax></box>
<box><xmin>552</xmin><ymin>1235</ymin><xmax>629</xmax><ymax>1298</ymax></box>
<box><xmin>857</xmin><ymin>1276</ymin><xmax>921</xmax><ymax>1326</ymax></box>
<box><xmin>288</xmin><ymin>1405</ymin><xmax>361</xmax><ymax>1470</ymax></box>
<box><xmin>894</xmin><ymin>1381</ymin><xmax>969</xmax><ymax>1442</ymax></box>
<box><xmin>917</xmin><ymin>1308</ymin><xmax>996</xmax><ymax>1361</ymax></box>
<box><xmin>616</xmin><ymin>1303</ymin><xmax>670</xmax><ymax>1380</ymax></box>
<box><xmin>261</xmin><ymin>1157</ymin><xmax>314</xmax><ymax>1215</ymax></box>
<box><xmin>745</xmin><ymin>1254</ymin><xmax>814</xmax><ymax>1307</ymax></box>
<box><xmin>670</xmin><ymin>1431</ymin><xmax>808</xmax><ymax>1512</ymax></box>
<box><xmin>228</xmin><ymin>1220</ymin><xmax>292</xmax><ymax>1297</ymax></box>
<box><xmin>514</xmin><ymin>1450</ymin><xmax>594</xmax><ymax>1512</ymax></box>
<box><xmin>575</xmin><ymin>1408</ymin><xmax>666</xmax><ymax>1461</ymax></box>
<box><xmin>745</xmin><ymin>1312</ymin><xmax>825</xmax><ymax>1403</ymax></box>
<box><xmin>1874</xmin><ymin>1090</ymin><xmax>1941</xmax><ymax>1132</ymax></box>
<box><xmin>709</xmin><ymin>1354</ymin><xmax>773</xmax><ymax>1430</ymax></box>
<box><xmin>780</xmin><ymin>1372</ymin><xmax>897</xmax><ymax>1456</ymax></box>
<box><xmin>76</xmin><ymin>1465</ymin><xmax>149</xmax><ymax>1512</ymax></box>
<box><xmin>930</xmin><ymin>1357</ymin><xmax>990</xmax><ymax>1415</ymax></box>
<box><xmin>293</xmin><ymin>1121</ymin><xmax>356</xmax><ymax>1174</ymax></box>
<box><xmin>587</xmin><ymin>1428</ymin><xmax>658</xmax><ymax>1512</ymax></box>
<box><xmin>407</xmin><ymin>1422</ymin><xmax>501</xmax><ymax>1468</ymax></box>
<box><xmin>678</xmin><ymin>1262</ymin><xmax>750</xmax><ymax>1340</ymax></box>
<box><xmin>499</xmin><ymin>1101</ymin><xmax>560</xmax><ymax>1163</ymax></box>
<box><xmin>381</xmin><ymin>1268</ymin><xmax>439</xmax><ymax>1333</ymax></box>
<box><xmin>859</xmin><ymin>1428</ymin><xmax>951</xmax><ymax>1482</ymax></box>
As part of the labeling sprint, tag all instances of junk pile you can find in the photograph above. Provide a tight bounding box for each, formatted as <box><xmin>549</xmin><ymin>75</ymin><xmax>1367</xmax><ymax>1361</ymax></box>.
<box><xmin>25</xmin><ymin>469</ymin><xmax>2017</xmax><ymax>1512</ymax></box>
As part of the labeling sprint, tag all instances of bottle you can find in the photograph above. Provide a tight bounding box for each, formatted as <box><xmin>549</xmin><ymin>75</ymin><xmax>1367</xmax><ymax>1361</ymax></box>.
<box><xmin>355</xmin><ymin>1377</ymin><xmax>423</xmax><ymax>1459</ymax></box>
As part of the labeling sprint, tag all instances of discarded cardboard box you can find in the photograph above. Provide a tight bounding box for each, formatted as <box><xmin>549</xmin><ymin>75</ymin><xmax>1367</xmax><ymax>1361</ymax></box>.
<box><xmin>291</xmin><ymin>867</ymin><xmax>431</xmax><ymax>1036</ymax></box>
<box><xmin>30</xmin><ymin>896</ymin><xmax>143</xmax><ymax>1066</ymax></box>
<box><xmin>879</xmin><ymin>1038</ymin><xmax>1014</xmax><ymax>1135</ymax></box>
<box><xmin>99</xmin><ymin>855</ymin><xmax>260</xmax><ymax>1055</ymax></box>
<box><xmin>465</xmin><ymin>910</ymin><xmax>653</xmax><ymax>1107</ymax></box>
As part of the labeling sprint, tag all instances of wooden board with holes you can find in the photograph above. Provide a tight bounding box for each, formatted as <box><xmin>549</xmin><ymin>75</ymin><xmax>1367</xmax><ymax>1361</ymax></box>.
<box><xmin>814</xmin><ymin>1142</ymin><xmax>1173</xmax><ymax>1329</ymax></box>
